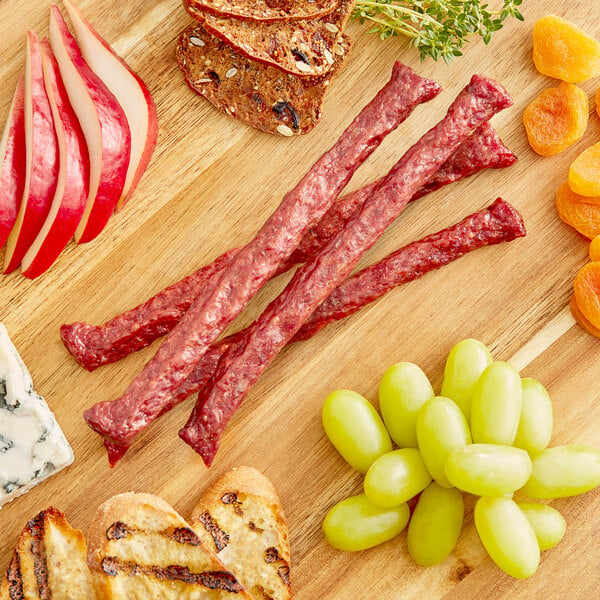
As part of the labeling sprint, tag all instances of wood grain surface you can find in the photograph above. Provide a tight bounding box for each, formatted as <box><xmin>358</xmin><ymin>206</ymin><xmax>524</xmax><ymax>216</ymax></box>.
<box><xmin>1</xmin><ymin>0</ymin><xmax>599</xmax><ymax>598</ymax></box>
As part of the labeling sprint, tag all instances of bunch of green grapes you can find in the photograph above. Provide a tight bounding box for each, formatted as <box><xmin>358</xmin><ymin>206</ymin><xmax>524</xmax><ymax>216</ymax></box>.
<box><xmin>321</xmin><ymin>339</ymin><xmax>600</xmax><ymax>578</ymax></box>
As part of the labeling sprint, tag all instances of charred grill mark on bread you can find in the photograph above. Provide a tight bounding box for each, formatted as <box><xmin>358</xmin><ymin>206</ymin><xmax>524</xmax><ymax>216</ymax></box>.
<box><xmin>264</xmin><ymin>547</ymin><xmax>280</xmax><ymax>563</ymax></box>
<box><xmin>221</xmin><ymin>492</ymin><xmax>239</xmax><ymax>505</ymax></box>
<box><xmin>264</xmin><ymin>547</ymin><xmax>291</xmax><ymax>587</ymax></box>
<box><xmin>28</xmin><ymin>512</ymin><xmax>50</xmax><ymax>599</ymax></box>
<box><xmin>106</xmin><ymin>521</ymin><xmax>131</xmax><ymax>540</ymax></box>
<box><xmin>277</xmin><ymin>565</ymin><xmax>290</xmax><ymax>587</ymax></box>
<box><xmin>105</xmin><ymin>521</ymin><xmax>202</xmax><ymax>545</ymax></box>
<box><xmin>169</xmin><ymin>526</ymin><xmax>202</xmax><ymax>546</ymax></box>
<box><xmin>100</xmin><ymin>557</ymin><xmax>244</xmax><ymax>591</ymax></box>
<box><xmin>6</xmin><ymin>552</ymin><xmax>24</xmax><ymax>600</ymax></box>
<box><xmin>197</xmin><ymin>511</ymin><xmax>230</xmax><ymax>551</ymax></box>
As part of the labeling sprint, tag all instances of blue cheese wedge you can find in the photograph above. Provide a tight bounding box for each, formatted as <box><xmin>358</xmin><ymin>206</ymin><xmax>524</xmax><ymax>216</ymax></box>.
<box><xmin>0</xmin><ymin>324</ymin><xmax>73</xmax><ymax>508</ymax></box>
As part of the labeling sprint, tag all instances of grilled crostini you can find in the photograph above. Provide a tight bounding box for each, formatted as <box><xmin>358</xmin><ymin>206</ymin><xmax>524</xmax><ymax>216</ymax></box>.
<box><xmin>0</xmin><ymin>507</ymin><xmax>96</xmax><ymax>599</ymax></box>
<box><xmin>87</xmin><ymin>492</ymin><xmax>253</xmax><ymax>599</ymax></box>
<box><xmin>191</xmin><ymin>467</ymin><xmax>291</xmax><ymax>600</ymax></box>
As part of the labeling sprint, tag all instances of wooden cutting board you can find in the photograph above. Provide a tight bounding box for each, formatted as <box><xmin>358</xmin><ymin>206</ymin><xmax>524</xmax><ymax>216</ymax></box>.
<box><xmin>0</xmin><ymin>0</ymin><xmax>599</xmax><ymax>597</ymax></box>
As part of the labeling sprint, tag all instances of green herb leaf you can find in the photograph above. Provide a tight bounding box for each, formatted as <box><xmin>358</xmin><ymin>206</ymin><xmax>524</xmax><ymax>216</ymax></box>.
<box><xmin>352</xmin><ymin>0</ymin><xmax>524</xmax><ymax>62</ymax></box>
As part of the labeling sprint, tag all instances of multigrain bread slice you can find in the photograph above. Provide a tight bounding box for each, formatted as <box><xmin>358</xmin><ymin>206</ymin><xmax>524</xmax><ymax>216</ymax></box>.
<box><xmin>0</xmin><ymin>507</ymin><xmax>96</xmax><ymax>599</ymax></box>
<box><xmin>87</xmin><ymin>492</ymin><xmax>253</xmax><ymax>599</ymax></box>
<box><xmin>191</xmin><ymin>467</ymin><xmax>291</xmax><ymax>600</ymax></box>
<box><xmin>184</xmin><ymin>0</ymin><xmax>338</xmax><ymax>23</ymax></box>
<box><xmin>184</xmin><ymin>0</ymin><xmax>353</xmax><ymax>77</ymax></box>
<box><xmin>176</xmin><ymin>24</ymin><xmax>350</xmax><ymax>136</ymax></box>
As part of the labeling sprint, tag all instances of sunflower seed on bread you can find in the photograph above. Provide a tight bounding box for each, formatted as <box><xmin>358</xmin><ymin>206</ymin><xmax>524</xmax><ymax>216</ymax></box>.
<box><xmin>176</xmin><ymin>25</ymin><xmax>350</xmax><ymax>135</ymax></box>
<box><xmin>184</xmin><ymin>0</ymin><xmax>353</xmax><ymax>77</ymax></box>
<box><xmin>184</xmin><ymin>0</ymin><xmax>338</xmax><ymax>23</ymax></box>
<box><xmin>87</xmin><ymin>492</ymin><xmax>253</xmax><ymax>600</ymax></box>
<box><xmin>191</xmin><ymin>467</ymin><xmax>291</xmax><ymax>600</ymax></box>
<box><xmin>0</xmin><ymin>507</ymin><xmax>96</xmax><ymax>599</ymax></box>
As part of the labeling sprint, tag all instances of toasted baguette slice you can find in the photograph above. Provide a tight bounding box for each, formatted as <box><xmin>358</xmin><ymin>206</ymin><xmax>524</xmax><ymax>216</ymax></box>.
<box><xmin>191</xmin><ymin>467</ymin><xmax>291</xmax><ymax>600</ymax></box>
<box><xmin>0</xmin><ymin>507</ymin><xmax>96</xmax><ymax>599</ymax></box>
<box><xmin>87</xmin><ymin>492</ymin><xmax>253</xmax><ymax>599</ymax></box>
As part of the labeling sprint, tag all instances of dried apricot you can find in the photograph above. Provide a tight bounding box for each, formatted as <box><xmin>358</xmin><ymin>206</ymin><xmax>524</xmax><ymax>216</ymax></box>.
<box><xmin>569</xmin><ymin>142</ymin><xmax>600</xmax><ymax>197</ymax></box>
<box><xmin>573</xmin><ymin>262</ymin><xmax>600</xmax><ymax>330</ymax></box>
<box><xmin>590</xmin><ymin>236</ymin><xmax>600</xmax><ymax>261</ymax></box>
<box><xmin>570</xmin><ymin>295</ymin><xmax>600</xmax><ymax>338</ymax></box>
<box><xmin>523</xmin><ymin>82</ymin><xmax>588</xmax><ymax>156</ymax></box>
<box><xmin>533</xmin><ymin>15</ymin><xmax>600</xmax><ymax>83</ymax></box>
<box><xmin>556</xmin><ymin>181</ymin><xmax>600</xmax><ymax>239</ymax></box>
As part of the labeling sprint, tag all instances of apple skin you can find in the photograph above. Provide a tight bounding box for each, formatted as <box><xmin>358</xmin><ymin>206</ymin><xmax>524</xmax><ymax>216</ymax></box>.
<box><xmin>63</xmin><ymin>0</ymin><xmax>158</xmax><ymax>210</ymax></box>
<box><xmin>4</xmin><ymin>31</ymin><xmax>59</xmax><ymax>274</ymax></box>
<box><xmin>49</xmin><ymin>5</ymin><xmax>131</xmax><ymax>244</ymax></box>
<box><xmin>21</xmin><ymin>41</ymin><xmax>90</xmax><ymax>279</ymax></box>
<box><xmin>0</xmin><ymin>75</ymin><xmax>26</xmax><ymax>250</ymax></box>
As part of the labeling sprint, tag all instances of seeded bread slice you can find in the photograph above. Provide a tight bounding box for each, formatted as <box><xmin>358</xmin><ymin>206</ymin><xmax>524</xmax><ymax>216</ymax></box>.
<box><xmin>184</xmin><ymin>0</ymin><xmax>353</xmax><ymax>77</ymax></box>
<box><xmin>184</xmin><ymin>0</ymin><xmax>338</xmax><ymax>23</ymax></box>
<box><xmin>87</xmin><ymin>492</ymin><xmax>253</xmax><ymax>599</ymax></box>
<box><xmin>0</xmin><ymin>507</ymin><xmax>96</xmax><ymax>599</ymax></box>
<box><xmin>176</xmin><ymin>24</ymin><xmax>350</xmax><ymax>135</ymax></box>
<box><xmin>191</xmin><ymin>467</ymin><xmax>291</xmax><ymax>600</ymax></box>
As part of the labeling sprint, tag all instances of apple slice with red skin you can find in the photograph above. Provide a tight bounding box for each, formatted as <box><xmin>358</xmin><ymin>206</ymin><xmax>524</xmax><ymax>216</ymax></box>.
<box><xmin>63</xmin><ymin>0</ymin><xmax>157</xmax><ymax>210</ymax></box>
<box><xmin>49</xmin><ymin>5</ymin><xmax>131</xmax><ymax>244</ymax></box>
<box><xmin>0</xmin><ymin>75</ymin><xmax>26</xmax><ymax>250</ymax></box>
<box><xmin>4</xmin><ymin>32</ymin><xmax>59</xmax><ymax>274</ymax></box>
<box><xmin>21</xmin><ymin>41</ymin><xmax>90</xmax><ymax>279</ymax></box>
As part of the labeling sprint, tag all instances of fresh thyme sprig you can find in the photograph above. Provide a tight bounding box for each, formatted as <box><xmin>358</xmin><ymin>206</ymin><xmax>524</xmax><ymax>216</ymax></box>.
<box><xmin>352</xmin><ymin>0</ymin><xmax>525</xmax><ymax>63</ymax></box>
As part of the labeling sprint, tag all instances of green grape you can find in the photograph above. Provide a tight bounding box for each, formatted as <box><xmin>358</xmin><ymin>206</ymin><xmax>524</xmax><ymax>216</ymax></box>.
<box><xmin>441</xmin><ymin>339</ymin><xmax>492</xmax><ymax>420</ymax></box>
<box><xmin>322</xmin><ymin>390</ymin><xmax>392</xmax><ymax>473</ymax></box>
<box><xmin>416</xmin><ymin>396</ymin><xmax>472</xmax><ymax>488</ymax></box>
<box><xmin>407</xmin><ymin>482</ymin><xmax>464</xmax><ymax>566</ymax></box>
<box><xmin>513</xmin><ymin>378</ymin><xmax>553</xmax><ymax>454</ymax></box>
<box><xmin>364</xmin><ymin>448</ymin><xmax>432</xmax><ymax>508</ymax></box>
<box><xmin>518</xmin><ymin>503</ymin><xmax>566</xmax><ymax>551</ymax></box>
<box><xmin>379</xmin><ymin>362</ymin><xmax>434</xmax><ymax>448</ymax></box>
<box><xmin>445</xmin><ymin>444</ymin><xmax>532</xmax><ymax>496</ymax></box>
<box><xmin>470</xmin><ymin>361</ymin><xmax>522</xmax><ymax>445</ymax></box>
<box><xmin>323</xmin><ymin>494</ymin><xmax>410</xmax><ymax>552</ymax></box>
<box><xmin>474</xmin><ymin>496</ymin><xmax>540</xmax><ymax>579</ymax></box>
<box><xmin>520</xmin><ymin>445</ymin><xmax>600</xmax><ymax>498</ymax></box>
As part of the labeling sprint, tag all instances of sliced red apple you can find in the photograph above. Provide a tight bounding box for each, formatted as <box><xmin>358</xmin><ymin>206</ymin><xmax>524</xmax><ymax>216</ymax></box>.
<box><xmin>49</xmin><ymin>5</ymin><xmax>131</xmax><ymax>244</ymax></box>
<box><xmin>21</xmin><ymin>41</ymin><xmax>89</xmax><ymax>279</ymax></box>
<box><xmin>0</xmin><ymin>75</ymin><xmax>26</xmax><ymax>250</ymax></box>
<box><xmin>4</xmin><ymin>32</ymin><xmax>59</xmax><ymax>274</ymax></box>
<box><xmin>63</xmin><ymin>0</ymin><xmax>157</xmax><ymax>210</ymax></box>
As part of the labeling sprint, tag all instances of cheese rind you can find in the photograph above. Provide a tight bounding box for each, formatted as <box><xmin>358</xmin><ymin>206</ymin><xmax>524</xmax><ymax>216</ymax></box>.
<box><xmin>0</xmin><ymin>324</ymin><xmax>73</xmax><ymax>508</ymax></box>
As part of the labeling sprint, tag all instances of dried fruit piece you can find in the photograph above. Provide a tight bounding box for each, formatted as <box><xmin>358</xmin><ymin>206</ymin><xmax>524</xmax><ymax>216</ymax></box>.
<box><xmin>523</xmin><ymin>82</ymin><xmax>588</xmax><ymax>156</ymax></box>
<box><xmin>573</xmin><ymin>262</ymin><xmax>600</xmax><ymax>330</ymax></box>
<box><xmin>533</xmin><ymin>15</ymin><xmax>600</xmax><ymax>83</ymax></box>
<box><xmin>556</xmin><ymin>181</ymin><xmax>600</xmax><ymax>239</ymax></box>
<box><xmin>569</xmin><ymin>142</ymin><xmax>600</xmax><ymax>197</ymax></box>
<box><xmin>590</xmin><ymin>236</ymin><xmax>600</xmax><ymax>261</ymax></box>
<box><xmin>570</xmin><ymin>294</ymin><xmax>600</xmax><ymax>337</ymax></box>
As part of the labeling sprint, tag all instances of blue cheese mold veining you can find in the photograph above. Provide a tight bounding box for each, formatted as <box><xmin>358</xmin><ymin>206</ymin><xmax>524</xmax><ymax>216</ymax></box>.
<box><xmin>0</xmin><ymin>323</ymin><xmax>73</xmax><ymax>508</ymax></box>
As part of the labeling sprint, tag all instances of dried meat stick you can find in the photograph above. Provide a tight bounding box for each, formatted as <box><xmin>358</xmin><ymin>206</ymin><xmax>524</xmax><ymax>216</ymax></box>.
<box><xmin>62</xmin><ymin>122</ymin><xmax>515</xmax><ymax>371</ymax></box>
<box><xmin>179</xmin><ymin>75</ymin><xmax>514</xmax><ymax>466</ymax></box>
<box><xmin>84</xmin><ymin>62</ymin><xmax>442</xmax><ymax>445</ymax></box>
<box><xmin>103</xmin><ymin>198</ymin><xmax>525</xmax><ymax>466</ymax></box>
